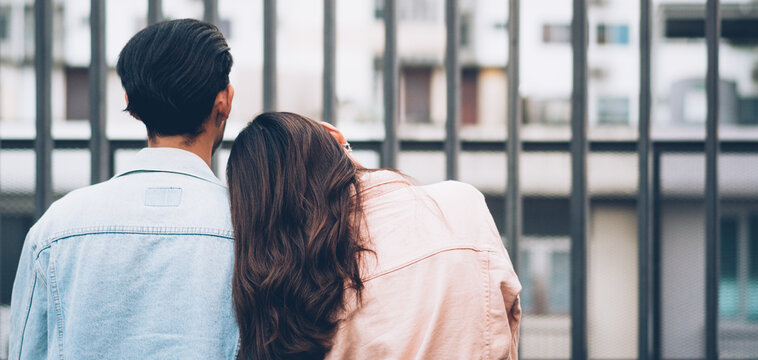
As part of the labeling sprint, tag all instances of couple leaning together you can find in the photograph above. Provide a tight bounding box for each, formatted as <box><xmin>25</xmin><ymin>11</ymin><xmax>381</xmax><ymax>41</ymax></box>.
<box><xmin>9</xmin><ymin>19</ymin><xmax>521</xmax><ymax>360</ymax></box>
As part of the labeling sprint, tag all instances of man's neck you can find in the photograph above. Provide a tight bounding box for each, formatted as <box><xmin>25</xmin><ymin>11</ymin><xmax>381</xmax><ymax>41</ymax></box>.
<box><xmin>148</xmin><ymin>135</ymin><xmax>213</xmax><ymax>168</ymax></box>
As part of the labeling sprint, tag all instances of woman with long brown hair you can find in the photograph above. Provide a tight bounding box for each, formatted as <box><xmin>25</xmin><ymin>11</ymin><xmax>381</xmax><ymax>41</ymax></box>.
<box><xmin>226</xmin><ymin>112</ymin><xmax>521</xmax><ymax>360</ymax></box>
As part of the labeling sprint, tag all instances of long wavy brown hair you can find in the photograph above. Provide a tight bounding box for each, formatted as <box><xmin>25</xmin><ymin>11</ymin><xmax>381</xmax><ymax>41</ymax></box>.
<box><xmin>226</xmin><ymin>112</ymin><xmax>369</xmax><ymax>359</ymax></box>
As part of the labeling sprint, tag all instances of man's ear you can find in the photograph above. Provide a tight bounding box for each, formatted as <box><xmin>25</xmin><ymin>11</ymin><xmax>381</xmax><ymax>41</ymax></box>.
<box><xmin>320</xmin><ymin>122</ymin><xmax>347</xmax><ymax>146</ymax></box>
<box><xmin>223</xmin><ymin>84</ymin><xmax>234</xmax><ymax>116</ymax></box>
<box><xmin>213</xmin><ymin>84</ymin><xmax>234</xmax><ymax>126</ymax></box>
<box><xmin>124</xmin><ymin>93</ymin><xmax>141</xmax><ymax>120</ymax></box>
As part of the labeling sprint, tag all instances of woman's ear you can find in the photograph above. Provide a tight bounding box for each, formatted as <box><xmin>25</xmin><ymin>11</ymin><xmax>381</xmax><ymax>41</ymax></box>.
<box><xmin>320</xmin><ymin>122</ymin><xmax>347</xmax><ymax>146</ymax></box>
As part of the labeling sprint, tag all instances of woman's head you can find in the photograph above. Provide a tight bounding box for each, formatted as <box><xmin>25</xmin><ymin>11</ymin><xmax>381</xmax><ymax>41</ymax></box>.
<box><xmin>226</xmin><ymin>112</ymin><xmax>368</xmax><ymax>359</ymax></box>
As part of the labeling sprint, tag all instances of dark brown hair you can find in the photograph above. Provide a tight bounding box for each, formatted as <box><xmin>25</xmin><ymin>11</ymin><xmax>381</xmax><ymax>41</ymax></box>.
<box><xmin>226</xmin><ymin>112</ymin><xmax>369</xmax><ymax>360</ymax></box>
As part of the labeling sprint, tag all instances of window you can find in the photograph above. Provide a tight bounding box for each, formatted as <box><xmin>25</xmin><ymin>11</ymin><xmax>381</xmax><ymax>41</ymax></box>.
<box><xmin>519</xmin><ymin>251</ymin><xmax>533</xmax><ymax>310</ymax></box>
<box><xmin>751</xmin><ymin>216</ymin><xmax>758</xmax><ymax>321</ymax></box>
<box><xmin>597</xmin><ymin>96</ymin><xmax>629</xmax><ymax>125</ymax></box>
<box><xmin>549</xmin><ymin>251</ymin><xmax>570</xmax><ymax>313</ymax></box>
<box><xmin>721</xmin><ymin>216</ymin><xmax>740</xmax><ymax>317</ymax></box>
<box><xmin>373</xmin><ymin>0</ymin><xmax>383</xmax><ymax>19</ymax></box>
<box><xmin>402</xmin><ymin>66</ymin><xmax>432</xmax><ymax>123</ymax></box>
<box><xmin>375</xmin><ymin>0</ymin><xmax>439</xmax><ymax>22</ymax></box>
<box><xmin>524</xmin><ymin>98</ymin><xmax>571</xmax><ymax>125</ymax></box>
<box><xmin>461</xmin><ymin>68</ymin><xmax>478</xmax><ymax>125</ymax></box>
<box><xmin>670</xmin><ymin>79</ymin><xmax>739</xmax><ymax>125</ymax></box>
<box><xmin>597</xmin><ymin>24</ymin><xmax>629</xmax><ymax>45</ymax></box>
<box><xmin>519</xmin><ymin>237</ymin><xmax>570</xmax><ymax>315</ymax></box>
<box><xmin>0</xmin><ymin>6</ymin><xmax>9</xmax><ymax>41</ymax></box>
<box><xmin>663</xmin><ymin>4</ymin><xmax>758</xmax><ymax>44</ymax></box>
<box><xmin>740</xmin><ymin>98</ymin><xmax>758</xmax><ymax>125</ymax></box>
<box><xmin>719</xmin><ymin>213</ymin><xmax>758</xmax><ymax>322</ymax></box>
<box><xmin>23</xmin><ymin>4</ymin><xmax>64</xmax><ymax>60</ymax></box>
<box><xmin>65</xmin><ymin>67</ymin><xmax>89</xmax><ymax>121</ymax></box>
<box><xmin>542</xmin><ymin>24</ymin><xmax>571</xmax><ymax>44</ymax></box>
<box><xmin>460</xmin><ymin>13</ymin><xmax>472</xmax><ymax>48</ymax></box>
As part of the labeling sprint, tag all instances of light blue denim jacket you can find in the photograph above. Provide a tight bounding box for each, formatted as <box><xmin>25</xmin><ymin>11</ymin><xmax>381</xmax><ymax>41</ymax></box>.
<box><xmin>9</xmin><ymin>148</ymin><xmax>239</xmax><ymax>359</ymax></box>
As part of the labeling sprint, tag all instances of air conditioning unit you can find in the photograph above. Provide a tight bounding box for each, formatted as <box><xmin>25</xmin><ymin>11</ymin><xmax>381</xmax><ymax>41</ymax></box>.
<box><xmin>589</xmin><ymin>0</ymin><xmax>608</xmax><ymax>7</ymax></box>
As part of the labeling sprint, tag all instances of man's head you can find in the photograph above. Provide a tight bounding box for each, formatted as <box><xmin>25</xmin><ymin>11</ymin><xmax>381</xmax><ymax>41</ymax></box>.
<box><xmin>117</xmin><ymin>19</ymin><xmax>233</xmax><ymax>149</ymax></box>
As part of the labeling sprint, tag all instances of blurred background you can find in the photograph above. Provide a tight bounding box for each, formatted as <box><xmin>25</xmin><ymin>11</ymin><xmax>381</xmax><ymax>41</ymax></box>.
<box><xmin>1</xmin><ymin>0</ymin><xmax>758</xmax><ymax>359</ymax></box>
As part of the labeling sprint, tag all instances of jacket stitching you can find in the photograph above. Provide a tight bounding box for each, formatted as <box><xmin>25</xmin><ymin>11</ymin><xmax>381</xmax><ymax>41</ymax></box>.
<box><xmin>483</xmin><ymin>252</ymin><xmax>492</xmax><ymax>360</ymax></box>
<box><xmin>14</xmin><ymin>276</ymin><xmax>37</xmax><ymax>360</ymax></box>
<box><xmin>363</xmin><ymin>246</ymin><xmax>495</xmax><ymax>283</ymax></box>
<box><xmin>32</xmin><ymin>227</ymin><xmax>234</xmax><ymax>260</ymax></box>
<box><xmin>116</xmin><ymin>169</ymin><xmax>226</xmax><ymax>188</ymax></box>
<box><xmin>33</xmin><ymin>260</ymin><xmax>48</xmax><ymax>287</ymax></box>
<box><xmin>49</xmin><ymin>253</ymin><xmax>65</xmax><ymax>359</ymax></box>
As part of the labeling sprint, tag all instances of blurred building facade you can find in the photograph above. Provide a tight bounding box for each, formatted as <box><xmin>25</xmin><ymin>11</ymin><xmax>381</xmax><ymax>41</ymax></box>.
<box><xmin>1</xmin><ymin>0</ymin><xmax>758</xmax><ymax>359</ymax></box>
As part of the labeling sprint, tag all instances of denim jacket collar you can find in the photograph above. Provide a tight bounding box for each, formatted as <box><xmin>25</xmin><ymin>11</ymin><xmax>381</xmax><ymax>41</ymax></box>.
<box><xmin>116</xmin><ymin>147</ymin><xmax>225</xmax><ymax>187</ymax></box>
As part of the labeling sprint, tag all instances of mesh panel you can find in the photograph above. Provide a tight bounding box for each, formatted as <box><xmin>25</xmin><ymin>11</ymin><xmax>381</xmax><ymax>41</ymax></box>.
<box><xmin>0</xmin><ymin>149</ymin><xmax>35</xmax><ymax>310</ymax></box>
<box><xmin>520</xmin><ymin>151</ymin><xmax>571</xmax><ymax>360</ymax></box>
<box><xmin>588</xmin><ymin>152</ymin><xmax>639</xmax><ymax>359</ymax></box>
<box><xmin>0</xmin><ymin>305</ymin><xmax>8</xmax><ymax>360</ymax></box>
<box><xmin>718</xmin><ymin>154</ymin><xmax>758</xmax><ymax>359</ymax></box>
<box><xmin>660</xmin><ymin>152</ymin><xmax>706</xmax><ymax>359</ymax></box>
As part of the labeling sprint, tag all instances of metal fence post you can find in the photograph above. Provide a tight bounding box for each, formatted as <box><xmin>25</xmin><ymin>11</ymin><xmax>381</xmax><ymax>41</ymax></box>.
<box><xmin>203</xmin><ymin>0</ymin><xmax>218</xmax><ymax>25</ymax></box>
<box><xmin>705</xmin><ymin>0</ymin><xmax>721</xmax><ymax>358</ymax></box>
<box><xmin>506</xmin><ymin>0</ymin><xmax>521</xmax><ymax>270</ymax></box>
<box><xmin>652</xmin><ymin>145</ymin><xmax>662</xmax><ymax>360</ymax></box>
<box><xmin>203</xmin><ymin>0</ymin><xmax>221</xmax><ymax>174</ymax></box>
<box><xmin>35</xmin><ymin>0</ymin><xmax>54</xmax><ymax>219</ymax></box>
<box><xmin>90</xmin><ymin>0</ymin><xmax>109</xmax><ymax>183</ymax></box>
<box><xmin>148</xmin><ymin>0</ymin><xmax>163</xmax><ymax>25</ymax></box>
<box><xmin>638</xmin><ymin>0</ymin><xmax>653</xmax><ymax>358</ymax></box>
<box><xmin>444</xmin><ymin>0</ymin><xmax>460</xmax><ymax>180</ymax></box>
<box><xmin>263</xmin><ymin>0</ymin><xmax>277</xmax><ymax>112</ymax></box>
<box><xmin>323</xmin><ymin>0</ymin><xmax>336</xmax><ymax>124</ymax></box>
<box><xmin>570</xmin><ymin>0</ymin><xmax>589</xmax><ymax>359</ymax></box>
<box><xmin>381</xmin><ymin>0</ymin><xmax>398</xmax><ymax>169</ymax></box>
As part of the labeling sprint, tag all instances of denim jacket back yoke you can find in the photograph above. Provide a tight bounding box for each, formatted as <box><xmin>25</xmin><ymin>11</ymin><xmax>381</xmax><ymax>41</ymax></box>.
<box><xmin>9</xmin><ymin>148</ymin><xmax>239</xmax><ymax>360</ymax></box>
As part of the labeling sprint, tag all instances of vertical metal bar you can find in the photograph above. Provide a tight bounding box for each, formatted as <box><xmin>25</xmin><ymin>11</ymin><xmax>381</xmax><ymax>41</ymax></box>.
<box><xmin>203</xmin><ymin>0</ymin><xmax>218</xmax><ymax>24</ymax></box>
<box><xmin>381</xmin><ymin>0</ymin><xmax>398</xmax><ymax>169</ymax></box>
<box><xmin>506</xmin><ymin>0</ymin><xmax>521</xmax><ymax>271</ymax></box>
<box><xmin>147</xmin><ymin>0</ymin><xmax>163</xmax><ymax>25</ymax></box>
<box><xmin>203</xmin><ymin>0</ymin><xmax>220</xmax><ymax>174</ymax></box>
<box><xmin>321</xmin><ymin>0</ymin><xmax>337</xmax><ymax>124</ymax></box>
<box><xmin>34</xmin><ymin>0</ymin><xmax>53</xmax><ymax>219</ymax></box>
<box><xmin>651</xmin><ymin>145</ymin><xmax>662</xmax><ymax>360</ymax></box>
<box><xmin>570</xmin><ymin>0</ymin><xmax>589</xmax><ymax>359</ymax></box>
<box><xmin>323</xmin><ymin>0</ymin><xmax>336</xmax><ymax>124</ymax></box>
<box><xmin>650</xmin><ymin>142</ymin><xmax>663</xmax><ymax>360</ymax></box>
<box><xmin>90</xmin><ymin>0</ymin><xmax>109</xmax><ymax>183</ymax></box>
<box><xmin>444</xmin><ymin>0</ymin><xmax>460</xmax><ymax>180</ymax></box>
<box><xmin>263</xmin><ymin>0</ymin><xmax>277</xmax><ymax>112</ymax></box>
<box><xmin>705</xmin><ymin>0</ymin><xmax>721</xmax><ymax>358</ymax></box>
<box><xmin>638</xmin><ymin>0</ymin><xmax>652</xmax><ymax>358</ymax></box>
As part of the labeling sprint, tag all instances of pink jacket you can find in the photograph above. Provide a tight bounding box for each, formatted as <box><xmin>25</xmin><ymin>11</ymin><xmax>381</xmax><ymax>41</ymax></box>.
<box><xmin>327</xmin><ymin>171</ymin><xmax>522</xmax><ymax>360</ymax></box>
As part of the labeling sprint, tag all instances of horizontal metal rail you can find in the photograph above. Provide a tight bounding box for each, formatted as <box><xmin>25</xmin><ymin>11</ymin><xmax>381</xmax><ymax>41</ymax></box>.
<box><xmin>4</xmin><ymin>139</ymin><xmax>758</xmax><ymax>153</ymax></box>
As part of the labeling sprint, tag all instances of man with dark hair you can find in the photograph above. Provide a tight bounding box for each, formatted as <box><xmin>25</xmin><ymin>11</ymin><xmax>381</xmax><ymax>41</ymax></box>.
<box><xmin>9</xmin><ymin>19</ymin><xmax>238</xmax><ymax>359</ymax></box>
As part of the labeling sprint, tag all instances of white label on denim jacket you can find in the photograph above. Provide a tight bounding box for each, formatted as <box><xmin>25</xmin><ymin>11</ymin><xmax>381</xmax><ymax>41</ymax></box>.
<box><xmin>144</xmin><ymin>187</ymin><xmax>183</xmax><ymax>207</ymax></box>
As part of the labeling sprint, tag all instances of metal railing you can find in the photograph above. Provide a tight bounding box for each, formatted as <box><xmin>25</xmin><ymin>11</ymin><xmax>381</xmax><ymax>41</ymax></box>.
<box><xmin>0</xmin><ymin>0</ymin><xmax>742</xmax><ymax>359</ymax></box>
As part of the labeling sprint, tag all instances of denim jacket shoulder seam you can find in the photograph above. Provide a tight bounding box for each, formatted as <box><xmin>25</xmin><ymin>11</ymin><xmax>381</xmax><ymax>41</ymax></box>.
<box><xmin>49</xmin><ymin>256</ymin><xmax>65</xmax><ymax>359</ymax></box>
<box><xmin>32</xmin><ymin>226</ymin><xmax>234</xmax><ymax>258</ymax></box>
<box><xmin>483</xmin><ymin>251</ymin><xmax>492</xmax><ymax>360</ymax></box>
<box><xmin>14</xmin><ymin>275</ymin><xmax>37</xmax><ymax>359</ymax></box>
<box><xmin>32</xmin><ymin>261</ymin><xmax>48</xmax><ymax>287</ymax></box>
